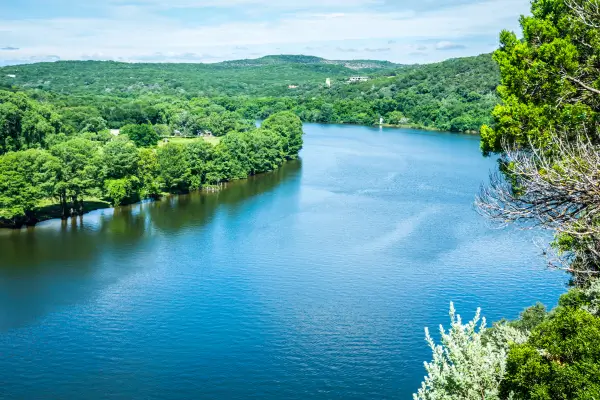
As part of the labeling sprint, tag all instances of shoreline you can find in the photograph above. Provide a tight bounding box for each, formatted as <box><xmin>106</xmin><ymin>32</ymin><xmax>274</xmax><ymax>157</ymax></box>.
<box><xmin>311</xmin><ymin>121</ymin><xmax>481</xmax><ymax>135</ymax></box>
<box><xmin>0</xmin><ymin>176</ymin><xmax>266</xmax><ymax>230</ymax></box>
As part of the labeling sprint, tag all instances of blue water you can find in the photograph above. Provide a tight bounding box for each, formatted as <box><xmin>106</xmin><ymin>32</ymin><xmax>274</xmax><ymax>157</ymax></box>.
<box><xmin>0</xmin><ymin>124</ymin><xmax>567</xmax><ymax>399</ymax></box>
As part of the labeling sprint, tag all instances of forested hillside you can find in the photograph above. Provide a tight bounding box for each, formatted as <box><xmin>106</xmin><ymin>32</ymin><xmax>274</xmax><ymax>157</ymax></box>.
<box><xmin>0</xmin><ymin>54</ymin><xmax>499</xmax><ymax>132</ymax></box>
<box><xmin>0</xmin><ymin>55</ymin><xmax>397</xmax><ymax>97</ymax></box>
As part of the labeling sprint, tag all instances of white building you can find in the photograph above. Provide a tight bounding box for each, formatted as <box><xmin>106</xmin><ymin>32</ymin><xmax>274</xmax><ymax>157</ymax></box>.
<box><xmin>6</xmin><ymin>74</ymin><xmax>16</xmax><ymax>78</ymax></box>
<box><xmin>348</xmin><ymin>76</ymin><xmax>369</xmax><ymax>83</ymax></box>
<box><xmin>326</xmin><ymin>78</ymin><xmax>331</xmax><ymax>88</ymax></box>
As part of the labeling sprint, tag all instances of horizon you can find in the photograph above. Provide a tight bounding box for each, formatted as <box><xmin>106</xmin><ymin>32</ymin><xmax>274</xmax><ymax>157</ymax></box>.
<box><xmin>0</xmin><ymin>51</ymin><xmax>493</xmax><ymax>68</ymax></box>
<box><xmin>1</xmin><ymin>0</ymin><xmax>529</xmax><ymax>67</ymax></box>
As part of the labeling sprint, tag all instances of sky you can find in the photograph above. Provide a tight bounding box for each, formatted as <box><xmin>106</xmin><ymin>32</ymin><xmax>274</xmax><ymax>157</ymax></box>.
<box><xmin>0</xmin><ymin>0</ymin><xmax>530</xmax><ymax>66</ymax></box>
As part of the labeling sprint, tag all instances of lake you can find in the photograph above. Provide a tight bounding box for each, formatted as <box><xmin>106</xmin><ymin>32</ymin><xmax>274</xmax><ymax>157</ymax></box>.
<box><xmin>0</xmin><ymin>124</ymin><xmax>567</xmax><ymax>399</ymax></box>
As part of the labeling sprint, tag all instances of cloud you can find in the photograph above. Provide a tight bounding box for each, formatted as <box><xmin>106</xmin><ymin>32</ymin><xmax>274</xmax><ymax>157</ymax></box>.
<box><xmin>364</xmin><ymin>47</ymin><xmax>391</xmax><ymax>52</ymax></box>
<box><xmin>336</xmin><ymin>47</ymin><xmax>359</xmax><ymax>52</ymax></box>
<box><xmin>109</xmin><ymin>0</ymin><xmax>381</xmax><ymax>9</ymax></box>
<box><xmin>1</xmin><ymin>47</ymin><xmax>20</xmax><ymax>51</ymax></box>
<box><xmin>435</xmin><ymin>41</ymin><xmax>466</xmax><ymax>50</ymax></box>
<box><xmin>0</xmin><ymin>0</ymin><xmax>528</xmax><ymax>64</ymax></box>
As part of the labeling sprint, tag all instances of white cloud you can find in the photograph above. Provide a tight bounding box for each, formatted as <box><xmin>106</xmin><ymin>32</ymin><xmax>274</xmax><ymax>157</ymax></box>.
<box><xmin>0</xmin><ymin>0</ymin><xmax>529</xmax><ymax>64</ymax></box>
<box><xmin>435</xmin><ymin>41</ymin><xmax>466</xmax><ymax>50</ymax></box>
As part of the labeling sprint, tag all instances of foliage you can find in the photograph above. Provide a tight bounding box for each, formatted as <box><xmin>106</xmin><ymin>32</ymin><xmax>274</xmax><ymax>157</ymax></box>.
<box><xmin>157</xmin><ymin>143</ymin><xmax>189</xmax><ymax>192</ymax></box>
<box><xmin>480</xmin><ymin>0</ymin><xmax>600</xmax><ymax>154</ymax></box>
<box><xmin>121</xmin><ymin>123</ymin><xmax>160</xmax><ymax>147</ymax></box>
<box><xmin>0</xmin><ymin>149</ymin><xmax>59</xmax><ymax>223</ymax></box>
<box><xmin>500</xmin><ymin>282</ymin><xmax>600</xmax><ymax>399</ymax></box>
<box><xmin>417</xmin><ymin>280</ymin><xmax>600</xmax><ymax>399</ymax></box>
<box><xmin>262</xmin><ymin>111</ymin><xmax>303</xmax><ymax>158</ymax></box>
<box><xmin>0</xmin><ymin>90</ymin><xmax>61</xmax><ymax>155</ymax></box>
<box><xmin>49</xmin><ymin>138</ymin><xmax>102</xmax><ymax>217</ymax></box>
<box><xmin>414</xmin><ymin>303</ymin><xmax>527</xmax><ymax>400</ymax></box>
<box><xmin>0</xmin><ymin>89</ymin><xmax>304</xmax><ymax>226</ymax></box>
<box><xmin>0</xmin><ymin>54</ymin><xmax>500</xmax><ymax>133</ymax></box>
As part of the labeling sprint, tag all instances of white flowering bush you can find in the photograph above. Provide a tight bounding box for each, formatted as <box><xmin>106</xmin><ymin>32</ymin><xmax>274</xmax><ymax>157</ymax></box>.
<box><xmin>414</xmin><ymin>303</ymin><xmax>526</xmax><ymax>400</ymax></box>
<box><xmin>582</xmin><ymin>278</ymin><xmax>600</xmax><ymax>316</ymax></box>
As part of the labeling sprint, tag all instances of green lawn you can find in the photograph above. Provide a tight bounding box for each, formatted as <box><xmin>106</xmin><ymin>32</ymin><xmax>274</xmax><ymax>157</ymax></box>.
<box><xmin>158</xmin><ymin>136</ymin><xmax>221</xmax><ymax>147</ymax></box>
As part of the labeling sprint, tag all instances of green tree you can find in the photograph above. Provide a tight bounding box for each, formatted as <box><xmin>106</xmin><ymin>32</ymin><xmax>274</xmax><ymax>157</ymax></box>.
<box><xmin>184</xmin><ymin>140</ymin><xmax>214</xmax><ymax>190</ymax></box>
<box><xmin>0</xmin><ymin>90</ymin><xmax>61</xmax><ymax>155</ymax></box>
<box><xmin>50</xmin><ymin>138</ymin><xmax>101</xmax><ymax>217</ymax></box>
<box><xmin>245</xmin><ymin>128</ymin><xmax>284</xmax><ymax>174</ymax></box>
<box><xmin>101</xmin><ymin>138</ymin><xmax>141</xmax><ymax>205</ymax></box>
<box><xmin>480</xmin><ymin>0</ymin><xmax>600</xmax><ymax>154</ymax></box>
<box><xmin>138</xmin><ymin>148</ymin><xmax>161</xmax><ymax>199</ymax></box>
<box><xmin>121</xmin><ymin>123</ymin><xmax>160</xmax><ymax>147</ymax></box>
<box><xmin>262</xmin><ymin>111</ymin><xmax>303</xmax><ymax>159</ymax></box>
<box><xmin>0</xmin><ymin>149</ymin><xmax>59</xmax><ymax>225</ymax></box>
<box><xmin>157</xmin><ymin>143</ymin><xmax>189</xmax><ymax>192</ymax></box>
<box><xmin>385</xmin><ymin>110</ymin><xmax>407</xmax><ymax>125</ymax></box>
<box><xmin>475</xmin><ymin>0</ymin><xmax>600</xmax><ymax>279</ymax></box>
<box><xmin>221</xmin><ymin>132</ymin><xmax>251</xmax><ymax>179</ymax></box>
<box><xmin>81</xmin><ymin>116</ymin><xmax>107</xmax><ymax>133</ymax></box>
<box><xmin>501</xmin><ymin>304</ymin><xmax>600</xmax><ymax>399</ymax></box>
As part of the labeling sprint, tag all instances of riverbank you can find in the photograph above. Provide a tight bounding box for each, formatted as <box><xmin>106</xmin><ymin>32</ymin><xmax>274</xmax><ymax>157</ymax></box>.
<box><xmin>0</xmin><ymin>199</ymin><xmax>111</xmax><ymax>229</ymax></box>
<box><xmin>1</xmin><ymin>176</ymin><xmax>259</xmax><ymax>229</ymax></box>
<box><xmin>317</xmin><ymin>120</ymin><xmax>480</xmax><ymax>135</ymax></box>
<box><xmin>380</xmin><ymin>123</ymin><xmax>479</xmax><ymax>134</ymax></box>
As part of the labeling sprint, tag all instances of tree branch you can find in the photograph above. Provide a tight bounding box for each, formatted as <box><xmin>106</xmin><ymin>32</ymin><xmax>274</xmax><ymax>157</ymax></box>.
<box><xmin>566</xmin><ymin>76</ymin><xmax>600</xmax><ymax>95</ymax></box>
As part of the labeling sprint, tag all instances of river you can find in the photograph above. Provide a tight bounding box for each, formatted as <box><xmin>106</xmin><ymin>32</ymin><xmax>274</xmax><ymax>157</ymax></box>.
<box><xmin>0</xmin><ymin>123</ymin><xmax>567</xmax><ymax>399</ymax></box>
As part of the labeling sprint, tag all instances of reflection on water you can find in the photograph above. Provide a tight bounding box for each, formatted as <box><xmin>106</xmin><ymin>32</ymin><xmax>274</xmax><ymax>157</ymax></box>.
<box><xmin>0</xmin><ymin>160</ymin><xmax>302</xmax><ymax>330</ymax></box>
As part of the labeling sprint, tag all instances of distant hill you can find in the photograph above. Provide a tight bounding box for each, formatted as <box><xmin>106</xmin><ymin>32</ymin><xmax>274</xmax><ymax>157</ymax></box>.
<box><xmin>223</xmin><ymin>55</ymin><xmax>400</xmax><ymax>70</ymax></box>
<box><xmin>0</xmin><ymin>54</ymin><xmax>402</xmax><ymax>97</ymax></box>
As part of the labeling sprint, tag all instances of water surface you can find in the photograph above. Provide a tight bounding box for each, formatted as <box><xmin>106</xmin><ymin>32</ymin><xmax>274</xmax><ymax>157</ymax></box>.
<box><xmin>0</xmin><ymin>124</ymin><xmax>567</xmax><ymax>399</ymax></box>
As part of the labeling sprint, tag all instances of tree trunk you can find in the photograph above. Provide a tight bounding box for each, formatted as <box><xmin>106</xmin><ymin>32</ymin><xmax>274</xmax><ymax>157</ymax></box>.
<box><xmin>60</xmin><ymin>193</ymin><xmax>68</xmax><ymax>219</ymax></box>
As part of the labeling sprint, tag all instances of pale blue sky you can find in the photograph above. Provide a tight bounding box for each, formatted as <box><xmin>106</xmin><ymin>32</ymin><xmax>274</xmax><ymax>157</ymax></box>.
<box><xmin>0</xmin><ymin>0</ymin><xmax>529</xmax><ymax>65</ymax></box>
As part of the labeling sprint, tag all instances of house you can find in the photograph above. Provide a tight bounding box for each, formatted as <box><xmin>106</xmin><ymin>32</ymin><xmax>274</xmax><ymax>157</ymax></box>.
<box><xmin>109</xmin><ymin>129</ymin><xmax>120</xmax><ymax>136</ymax></box>
<box><xmin>348</xmin><ymin>76</ymin><xmax>369</xmax><ymax>83</ymax></box>
<box><xmin>6</xmin><ymin>74</ymin><xmax>16</xmax><ymax>78</ymax></box>
<box><xmin>288</xmin><ymin>85</ymin><xmax>298</xmax><ymax>89</ymax></box>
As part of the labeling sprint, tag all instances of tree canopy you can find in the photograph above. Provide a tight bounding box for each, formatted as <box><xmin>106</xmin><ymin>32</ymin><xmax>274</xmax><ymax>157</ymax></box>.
<box><xmin>0</xmin><ymin>53</ymin><xmax>500</xmax><ymax>133</ymax></box>
<box><xmin>0</xmin><ymin>89</ymin><xmax>304</xmax><ymax>227</ymax></box>
<box><xmin>480</xmin><ymin>0</ymin><xmax>600</xmax><ymax>154</ymax></box>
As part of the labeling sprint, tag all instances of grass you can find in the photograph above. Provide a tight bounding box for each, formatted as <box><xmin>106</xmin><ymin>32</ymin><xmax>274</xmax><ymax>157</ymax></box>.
<box><xmin>158</xmin><ymin>136</ymin><xmax>221</xmax><ymax>147</ymax></box>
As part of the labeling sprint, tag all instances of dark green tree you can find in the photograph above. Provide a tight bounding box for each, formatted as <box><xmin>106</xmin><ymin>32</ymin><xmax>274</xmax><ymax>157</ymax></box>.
<box><xmin>480</xmin><ymin>0</ymin><xmax>600</xmax><ymax>154</ymax></box>
<box><xmin>262</xmin><ymin>111</ymin><xmax>303</xmax><ymax>159</ymax></box>
<box><xmin>0</xmin><ymin>149</ymin><xmax>59</xmax><ymax>225</ymax></box>
<box><xmin>157</xmin><ymin>143</ymin><xmax>189</xmax><ymax>192</ymax></box>
<box><xmin>50</xmin><ymin>138</ymin><xmax>101</xmax><ymax>217</ymax></box>
<box><xmin>121</xmin><ymin>123</ymin><xmax>160</xmax><ymax>147</ymax></box>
